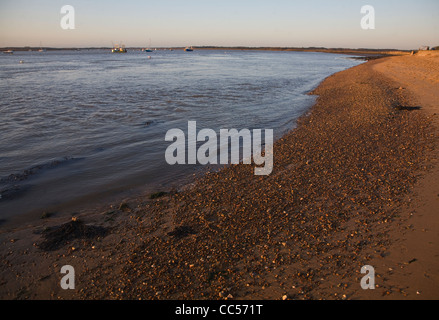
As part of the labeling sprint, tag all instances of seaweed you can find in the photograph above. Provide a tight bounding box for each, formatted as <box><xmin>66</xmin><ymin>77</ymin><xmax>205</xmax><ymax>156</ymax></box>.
<box><xmin>37</xmin><ymin>219</ymin><xmax>108</xmax><ymax>251</ymax></box>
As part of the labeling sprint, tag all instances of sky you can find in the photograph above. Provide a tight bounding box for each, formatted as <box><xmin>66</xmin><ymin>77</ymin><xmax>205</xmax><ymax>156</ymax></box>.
<box><xmin>0</xmin><ymin>0</ymin><xmax>438</xmax><ymax>50</ymax></box>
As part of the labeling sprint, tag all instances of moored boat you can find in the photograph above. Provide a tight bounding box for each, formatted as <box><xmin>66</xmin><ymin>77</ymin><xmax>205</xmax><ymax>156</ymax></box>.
<box><xmin>38</xmin><ymin>42</ymin><xmax>46</xmax><ymax>52</ymax></box>
<box><xmin>112</xmin><ymin>43</ymin><xmax>127</xmax><ymax>53</ymax></box>
<box><xmin>143</xmin><ymin>38</ymin><xmax>153</xmax><ymax>52</ymax></box>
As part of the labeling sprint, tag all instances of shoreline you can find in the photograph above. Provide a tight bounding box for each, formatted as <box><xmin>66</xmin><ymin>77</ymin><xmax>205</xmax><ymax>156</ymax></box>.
<box><xmin>1</xmin><ymin>52</ymin><xmax>438</xmax><ymax>300</ymax></box>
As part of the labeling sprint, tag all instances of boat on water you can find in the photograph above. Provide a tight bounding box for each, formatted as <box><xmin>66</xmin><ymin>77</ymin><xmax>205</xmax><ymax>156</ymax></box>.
<box><xmin>38</xmin><ymin>42</ymin><xmax>46</xmax><ymax>52</ymax></box>
<box><xmin>112</xmin><ymin>43</ymin><xmax>127</xmax><ymax>53</ymax></box>
<box><xmin>184</xmin><ymin>46</ymin><xmax>194</xmax><ymax>52</ymax></box>
<box><xmin>3</xmin><ymin>50</ymin><xmax>14</xmax><ymax>54</ymax></box>
<box><xmin>142</xmin><ymin>38</ymin><xmax>153</xmax><ymax>52</ymax></box>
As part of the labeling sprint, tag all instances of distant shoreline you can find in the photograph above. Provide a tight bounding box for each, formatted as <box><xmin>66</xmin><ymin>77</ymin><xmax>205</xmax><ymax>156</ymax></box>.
<box><xmin>1</xmin><ymin>46</ymin><xmax>410</xmax><ymax>56</ymax></box>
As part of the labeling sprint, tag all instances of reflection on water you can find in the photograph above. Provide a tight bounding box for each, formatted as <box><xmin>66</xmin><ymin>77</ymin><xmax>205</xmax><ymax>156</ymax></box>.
<box><xmin>0</xmin><ymin>49</ymin><xmax>362</xmax><ymax>224</ymax></box>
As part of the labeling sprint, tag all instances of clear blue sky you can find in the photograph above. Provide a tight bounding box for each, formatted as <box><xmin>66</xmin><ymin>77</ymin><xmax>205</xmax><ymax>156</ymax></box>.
<box><xmin>0</xmin><ymin>0</ymin><xmax>438</xmax><ymax>49</ymax></box>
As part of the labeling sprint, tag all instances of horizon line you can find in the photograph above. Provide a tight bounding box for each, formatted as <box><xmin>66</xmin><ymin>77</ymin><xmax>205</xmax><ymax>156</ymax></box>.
<box><xmin>1</xmin><ymin>46</ymin><xmax>415</xmax><ymax>52</ymax></box>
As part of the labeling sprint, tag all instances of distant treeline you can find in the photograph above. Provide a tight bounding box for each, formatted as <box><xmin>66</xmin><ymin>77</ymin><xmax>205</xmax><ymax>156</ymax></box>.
<box><xmin>193</xmin><ymin>46</ymin><xmax>410</xmax><ymax>56</ymax></box>
<box><xmin>1</xmin><ymin>46</ymin><xmax>413</xmax><ymax>56</ymax></box>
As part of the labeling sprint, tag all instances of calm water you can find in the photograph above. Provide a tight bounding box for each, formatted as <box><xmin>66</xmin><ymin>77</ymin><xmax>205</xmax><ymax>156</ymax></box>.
<box><xmin>0</xmin><ymin>49</ymin><xmax>362</xmax><ymax>225</ymax></box>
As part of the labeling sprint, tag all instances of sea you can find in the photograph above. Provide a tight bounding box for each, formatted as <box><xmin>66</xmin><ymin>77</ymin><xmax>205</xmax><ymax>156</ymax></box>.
<box><xmin>0</xmin><ymin>49</ymin><xmax>363</xmax><ymax>226</ymax></box>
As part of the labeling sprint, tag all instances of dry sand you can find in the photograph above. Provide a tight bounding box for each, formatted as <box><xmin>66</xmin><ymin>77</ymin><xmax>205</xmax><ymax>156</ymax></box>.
<box><xmin>353</xmin><ymin>51</ymin><xmax>439</xmax><ymax>300</ymax></box>
<box><xmin>0</xmin><ymin>52</ymin><xmax>438</xmax><ymax>300</ymax></box>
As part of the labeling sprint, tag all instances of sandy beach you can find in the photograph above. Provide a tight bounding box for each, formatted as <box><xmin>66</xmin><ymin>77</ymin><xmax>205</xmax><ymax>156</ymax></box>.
<box><xmin>1</xmin><ymin>51</ymin><xmax>438</xmax><ymax>300</ymax></box>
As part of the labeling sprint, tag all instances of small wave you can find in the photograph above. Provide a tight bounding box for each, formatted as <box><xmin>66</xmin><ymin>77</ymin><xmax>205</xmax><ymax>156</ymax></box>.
<box><xmin>0</xmin><ymin>157</ymin><xmax>84</xmax><ymax>184</ymax></box>
<box><xmin>0</xmin><ymin>184</ymin><xmax>31</xmax><ymax>202</ymax></box>
<box><xmin>138</xmin><ymin>119</ymin><xmax>165</xmax><ymax>128</ymax></box>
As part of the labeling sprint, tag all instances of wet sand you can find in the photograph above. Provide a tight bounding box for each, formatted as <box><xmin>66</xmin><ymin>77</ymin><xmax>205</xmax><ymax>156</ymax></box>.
<box><xmin>1</xmin><ymin>52</ymin><xmax>438</xmax><ymax>300</ymax></box>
